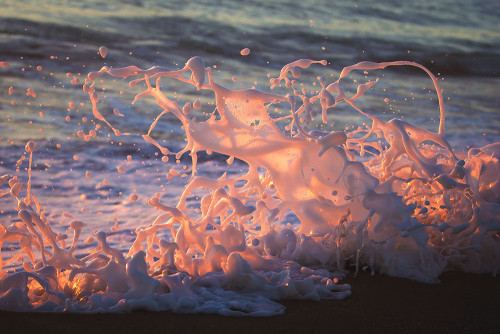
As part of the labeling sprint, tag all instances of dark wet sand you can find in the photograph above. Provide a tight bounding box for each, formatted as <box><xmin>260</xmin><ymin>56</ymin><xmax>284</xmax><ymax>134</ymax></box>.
<box><xmin>1</xmin><ymin>271</ymin><xmax>498</xmax><ymax>334</ymax></box>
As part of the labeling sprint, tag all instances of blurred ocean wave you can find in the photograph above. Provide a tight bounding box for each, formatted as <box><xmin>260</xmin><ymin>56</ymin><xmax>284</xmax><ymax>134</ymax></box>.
<box><xmin>1</xmin><ymin>0</ymin><xmax>499</xmax><ymax>73</ymax></box>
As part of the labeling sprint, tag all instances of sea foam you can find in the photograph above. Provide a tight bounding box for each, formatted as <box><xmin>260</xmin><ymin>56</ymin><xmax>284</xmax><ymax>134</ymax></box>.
<box><xmin>0</xmin><ymin>56</ymin><xmax>499</xmax><ymax>315</ymax></box>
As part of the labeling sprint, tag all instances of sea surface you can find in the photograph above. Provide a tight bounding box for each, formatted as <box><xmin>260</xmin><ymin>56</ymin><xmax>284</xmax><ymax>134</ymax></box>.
<box><xmin>0</xmin><ymin>0</ymin><xmax>499</xmax><ymax>264</ymax></box>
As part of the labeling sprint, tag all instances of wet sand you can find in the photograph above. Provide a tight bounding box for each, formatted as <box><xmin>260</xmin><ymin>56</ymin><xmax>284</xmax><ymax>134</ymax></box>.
<box><xmin>0</xmin><ymin>271</ymin><xmax>498</xmax><ymax>334</ymax></box>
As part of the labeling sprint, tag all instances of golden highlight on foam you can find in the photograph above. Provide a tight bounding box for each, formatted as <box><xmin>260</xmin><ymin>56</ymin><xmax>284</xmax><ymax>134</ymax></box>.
<box><xmin>0</xmin><ymin>56</ymin><xmax>499</xmax><ymax>315</ymax></box>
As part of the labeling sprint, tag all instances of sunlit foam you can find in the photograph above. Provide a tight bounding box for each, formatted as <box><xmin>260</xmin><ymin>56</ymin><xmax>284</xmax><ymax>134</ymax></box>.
<box><xmin>0</xmin><ymin>56</ymin><xmax>499</xmax><ymax>315</ymax></box>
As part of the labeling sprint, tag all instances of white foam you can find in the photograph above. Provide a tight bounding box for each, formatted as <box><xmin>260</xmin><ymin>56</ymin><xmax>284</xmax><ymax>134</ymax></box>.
<box><xmin>0</xmin><ymin>57</ymin><xmax>499</xmax><ymax>315</ymax></box>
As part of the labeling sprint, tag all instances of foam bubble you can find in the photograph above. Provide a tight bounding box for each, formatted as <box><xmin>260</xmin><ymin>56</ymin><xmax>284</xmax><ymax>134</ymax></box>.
<box><xmin>240</xmin><ymin>48</ymin><xmax>251</xmax><ymax>56</ymax></box>
<box><xmin>99</xmin><ymin>46</ymin><xmax>108</xmax><ymax>59</ymax></box>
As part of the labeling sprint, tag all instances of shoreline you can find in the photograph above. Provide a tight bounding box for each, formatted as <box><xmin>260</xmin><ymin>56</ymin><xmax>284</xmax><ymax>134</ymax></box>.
<box><xmin>1</xmin><ymin>271</ymin><xmax>498</xmax><ymax>334</ymax></box>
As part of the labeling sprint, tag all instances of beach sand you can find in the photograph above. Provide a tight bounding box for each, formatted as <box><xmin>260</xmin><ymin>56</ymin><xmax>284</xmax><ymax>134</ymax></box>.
<box><xmin>0</xmin><ymin>271</ymin><xmax>498</xmax><ymax>334</ymax></box>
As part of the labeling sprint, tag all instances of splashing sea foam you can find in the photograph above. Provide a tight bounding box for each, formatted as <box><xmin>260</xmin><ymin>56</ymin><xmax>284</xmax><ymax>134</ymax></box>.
<box><xmin>0</xmin><ymin>56</ymin><xmax>499</xmax><ymax>315</ymax></box>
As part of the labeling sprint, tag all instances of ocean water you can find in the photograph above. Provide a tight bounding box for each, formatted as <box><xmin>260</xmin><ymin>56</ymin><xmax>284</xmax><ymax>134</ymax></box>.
<box><xmin>1</xmin><ymin>0</ymin><xmax>499</xmax><ymax>146</ymax></box>
<box><xmin>0</xmin><ymin>0</ymin><xmax>499</xmax><ymax>314</ymax></box>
